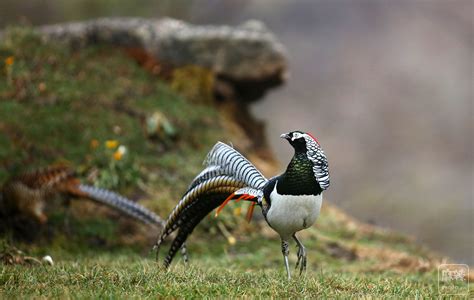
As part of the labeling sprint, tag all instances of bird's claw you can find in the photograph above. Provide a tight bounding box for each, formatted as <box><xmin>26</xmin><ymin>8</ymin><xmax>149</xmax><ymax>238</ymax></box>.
<box><xmin>295</xmin><ymin>245</ymin><xmax>307</xmax><ymax>275</ymax></box>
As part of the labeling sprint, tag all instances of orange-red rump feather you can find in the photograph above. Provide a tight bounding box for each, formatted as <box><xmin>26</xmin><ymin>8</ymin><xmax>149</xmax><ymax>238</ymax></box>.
<box><xmin>215</xmin><ymin>192</ymin><xmax>257</xmax><ymax>221</ymax></box>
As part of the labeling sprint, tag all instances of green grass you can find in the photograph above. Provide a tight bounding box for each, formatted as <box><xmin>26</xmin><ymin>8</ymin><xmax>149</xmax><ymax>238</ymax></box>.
<box><xmin>0</xmin><ymin>27</ymin><xmax>221</xmax><ymax>182</ymax></box>
<box><xmin>3</xmin><ymin>220</ymin><xmax>469</xmax><ymax>298</ymax></box>
<box><xmin>0</xmin><ymin>27</ymin><xmax>471</xmax><ymax>298</ymax></box>
<box><xmin>0</xmin><ymin>247</ymin><xmax>456</xmax><ymax>298</ymax></box>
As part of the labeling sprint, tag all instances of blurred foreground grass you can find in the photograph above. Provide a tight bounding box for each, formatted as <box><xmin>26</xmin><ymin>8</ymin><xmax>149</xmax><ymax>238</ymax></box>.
<box><xmin>2</xmin><ymin>206</ymin><xmax>468</xmax><ymax>298</ymax></box>
<box><xmin>0</xmin><ymin>251</ymin><xmax>443</xmax><ymax>298</ymax></box>
<box><xmin>0</xmin><ymin>27</ymin><xmax>470</xmax><ymax>298</ymax></box>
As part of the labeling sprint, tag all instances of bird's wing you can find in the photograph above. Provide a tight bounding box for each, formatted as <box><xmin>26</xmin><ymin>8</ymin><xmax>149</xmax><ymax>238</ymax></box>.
<box><xmin>304</xmin><ymin>137</ymin><xmax>330</xmax><ymax>190</ymax></box>
<box><xmin>155</xmin><ymin>142</ymin><xmax>268</xmax><ymax>267</ymax></box>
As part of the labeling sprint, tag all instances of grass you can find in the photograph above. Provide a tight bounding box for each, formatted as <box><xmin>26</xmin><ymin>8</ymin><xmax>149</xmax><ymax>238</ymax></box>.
<box><xmin>0</xmin><ymin>238</ymin><xmax>449</xmax><ymax>298</ymax></box>
<box><xmin>0</xmin><ymin>257</ymin><xmax>441</xmax><ymax>298</ymax></box>
<box><xmin>0</xmin><ymin>26</ymin><xmax>471</xmax><ymax>298</ymax></box>
<box><xmin>3</xmin><ymin>209</ymin><xmax>470</xmax><ymax>298</ymax></box>
<box><xmin>0</xmin><ymin>27</ymin><xmax>221</xmax><ymax>182</ymax></box>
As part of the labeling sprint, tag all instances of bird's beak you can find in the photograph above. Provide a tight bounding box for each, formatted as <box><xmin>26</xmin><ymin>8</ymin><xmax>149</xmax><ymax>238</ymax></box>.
<box><xmin>280</xmin><ymin>133</ymin><xmax>290</xmax><ymax>140</ymax></box>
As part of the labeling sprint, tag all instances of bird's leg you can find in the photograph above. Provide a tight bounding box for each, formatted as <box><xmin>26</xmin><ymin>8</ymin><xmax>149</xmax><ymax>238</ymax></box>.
<box><xmin>181</xmin><ymin>243</ymin><xmax>189</xmax><ymax>264</ymax></box>
<box><xmin>293</xmin><ymin>233</ymin><xmax>307</xmax><ymax>275</ymax></box>
<box><xmin>281</xmin><ymin>239</ymin><xmax>291</xmax><ymax>280</ymax></box>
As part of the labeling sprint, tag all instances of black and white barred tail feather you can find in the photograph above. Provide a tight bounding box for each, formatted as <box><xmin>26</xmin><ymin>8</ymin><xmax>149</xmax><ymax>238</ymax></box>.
<box><xmin>155</xmin><ymin>142</ymin><xmax>268</xmax><ymax>267</ymax></box>
<box><xmin>155</xmin><ymin>181</ymin><xmax>242</xmax><ymax>254</ymax></box>
<box><xmin>78</xmin><ymin>184</ymin><xmax>164</xmax><ymax>227</ymax></box>
<box><xmin>185</xmin><ymin>143</ymin><xmax>266</xmax><ymax>195</ymax></box>
<box><xmin>174</xmin><ymin>175</ymin><xmax>244</xmax><ymax>220</ymax></box>
<box><xmin>204</xmin><ymin>142</ymin><xmax>267</xmax><ymax>189</ymax></box>
<box><xmin>162</xmin><ymin>192</ymin><xmax>232</xmax><ymax>267</ymax></box>
<box><xmin>156</xmin><ymin>189</ymin><xmax>232</xmax><ymax>263</ymax></box>
<box><xmin>184</xmin><ymin>165</ymin><xmax>226</xmax><ymax>194</ymax></box>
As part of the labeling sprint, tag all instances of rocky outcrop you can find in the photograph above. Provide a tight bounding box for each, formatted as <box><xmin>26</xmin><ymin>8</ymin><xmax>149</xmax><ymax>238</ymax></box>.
<box><xmin>38</xmin><ymin>17</ymin><xmax>287</xmax><ymax>102</ymax></box>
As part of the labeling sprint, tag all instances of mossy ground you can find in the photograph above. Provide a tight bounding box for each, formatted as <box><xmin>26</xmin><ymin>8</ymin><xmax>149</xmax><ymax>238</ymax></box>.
<box><xmin>0</xmin><ymin>27</ymin><xmax>471</xmax><ymax>298</ymax></box>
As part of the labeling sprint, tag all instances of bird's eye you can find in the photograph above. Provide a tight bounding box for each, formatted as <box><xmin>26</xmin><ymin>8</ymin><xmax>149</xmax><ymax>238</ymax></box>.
<box><xmin>291</xmin><ymin>132</ymin><xmax>302</xmax><ymax>141</ymax></box>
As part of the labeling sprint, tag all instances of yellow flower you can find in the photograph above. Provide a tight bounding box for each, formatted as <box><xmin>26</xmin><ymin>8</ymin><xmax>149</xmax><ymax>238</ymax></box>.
<box><xmin>90</xmin><ymin>139</ymin><xmax>99</xmax><ymax>149</ymax></box>
<box><xmin>5</xmin><ymin>56</ymin><xmax>14</xmax><ymax>66</ymax></box>
<box><xmin>105</xmin><ymin>140</ymin><xmax>119</xmax><ymax>149</ymax></box>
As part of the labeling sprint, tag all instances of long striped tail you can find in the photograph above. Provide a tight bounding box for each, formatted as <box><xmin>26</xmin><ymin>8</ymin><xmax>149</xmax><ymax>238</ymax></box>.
<box><xmin>76</xmin><ymin>184</ymin><xmax>164</xmax><ymax>227</ymax></box>
<box><xmin>2</xmin><ymin>165</ymin><xmax>165</xmax><ymax>227</ymax></box>
<box><xmin>155</xmin><ymin>142</ymin><xmax>267</xmax><ymax>267</ymax></box>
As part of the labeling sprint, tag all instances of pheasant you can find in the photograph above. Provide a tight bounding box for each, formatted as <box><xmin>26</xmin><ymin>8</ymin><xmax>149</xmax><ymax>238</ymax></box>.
<box><xmin>155</xmin><ymin>131</ymin><xmax>330</xmax><ymax>279</ymax></box>
<box><xmin>0</xmin><ymin>165</ymin><xmax>164</xmax><ymax>227</ymax></box>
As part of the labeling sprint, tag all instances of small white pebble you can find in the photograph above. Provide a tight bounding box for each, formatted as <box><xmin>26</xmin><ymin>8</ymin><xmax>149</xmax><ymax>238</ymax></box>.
<box><xmin>42</xmin><ymin>255</ymin><xmax>54</xmax><ymax>266</ymax></box>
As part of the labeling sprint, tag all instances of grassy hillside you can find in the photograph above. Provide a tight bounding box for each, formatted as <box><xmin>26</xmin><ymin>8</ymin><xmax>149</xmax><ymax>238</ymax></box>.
<box><xmin>0</xmin><ymin>27</ymin><xmax>471</xmax><ymax>298</ymax></box>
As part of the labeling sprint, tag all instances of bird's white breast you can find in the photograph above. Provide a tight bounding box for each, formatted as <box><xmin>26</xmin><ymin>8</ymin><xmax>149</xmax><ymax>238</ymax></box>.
<box><xmin>266</xmin><ymin>182</ymin><xmax>322</xmax><ymax>239</ymax></box>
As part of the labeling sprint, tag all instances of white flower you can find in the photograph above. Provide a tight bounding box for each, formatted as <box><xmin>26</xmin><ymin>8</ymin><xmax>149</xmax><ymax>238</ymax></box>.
<box><xmin>117</xmin><ymin>145</ymin><xmax>127</xmax><ymax>155</ymax></box>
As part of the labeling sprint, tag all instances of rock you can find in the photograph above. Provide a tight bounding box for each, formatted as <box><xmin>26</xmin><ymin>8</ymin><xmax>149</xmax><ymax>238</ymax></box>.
<box><xmin>37</xmin><ymin>17</ymin><xmax>288</xmax><ymax>100</ymax></box>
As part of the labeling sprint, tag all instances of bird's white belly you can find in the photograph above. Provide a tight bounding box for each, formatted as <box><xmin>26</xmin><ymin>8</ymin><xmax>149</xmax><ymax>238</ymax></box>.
<box><xmin>266</xmin><ymin>185</ymin><xmax>322</xmax><ymax>239</ymax></box>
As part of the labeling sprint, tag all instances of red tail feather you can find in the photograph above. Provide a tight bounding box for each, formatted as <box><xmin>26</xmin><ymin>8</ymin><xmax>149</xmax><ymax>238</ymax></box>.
<box><xmin>215</xmin><ymin>193</ymin><xmax>235</xmax><ymax>217</ymax></box>
<box><xmin>215</xmin><ymin>193</ymin><xmax>256</xmax><ymax>218</ymax></box>
<box><xmin>246</xmin><ymin>202</ymin><xmax>256</xmax><ymax>222</ymax></box>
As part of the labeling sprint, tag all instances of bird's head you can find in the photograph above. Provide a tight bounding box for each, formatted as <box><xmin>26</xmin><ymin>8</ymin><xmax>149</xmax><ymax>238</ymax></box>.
<box><xmin>280</xmin><ymin>131</ymin><xmax>319</xmax><ymax>152</ymax></box>
<box><xmin>280</xmin><ymin>130</ymin><xmax>330</xmax><ymax>190</ymax></box>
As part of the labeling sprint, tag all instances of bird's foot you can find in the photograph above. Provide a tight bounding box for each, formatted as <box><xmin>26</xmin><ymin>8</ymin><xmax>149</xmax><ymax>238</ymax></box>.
<box><xmin>295</xmin><ymin>244</ymin><xmax>307</xmax><ymax>275</ymax></box>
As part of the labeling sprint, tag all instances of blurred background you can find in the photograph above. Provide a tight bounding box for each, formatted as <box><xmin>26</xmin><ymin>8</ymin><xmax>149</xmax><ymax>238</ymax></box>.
<box><xmin>0</xmin><ymin>0</ymin><xmax>472</xmax><ymax>264</ymax></box>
